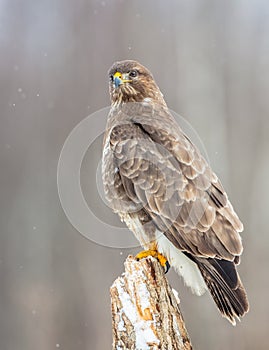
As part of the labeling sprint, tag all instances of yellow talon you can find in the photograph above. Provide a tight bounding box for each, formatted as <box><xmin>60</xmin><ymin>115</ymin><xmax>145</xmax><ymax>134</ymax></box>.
<box><xmin>135</xmin><ymin>249</ymin><xmax>170</xmax><ymax>273</ymax></box>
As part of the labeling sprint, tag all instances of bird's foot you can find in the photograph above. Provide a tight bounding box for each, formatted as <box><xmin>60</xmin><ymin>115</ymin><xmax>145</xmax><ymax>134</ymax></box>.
<box><xmin>135</xmin><ymin>249</ymin><xmax>170</xmax><ymax>273</ymax></box>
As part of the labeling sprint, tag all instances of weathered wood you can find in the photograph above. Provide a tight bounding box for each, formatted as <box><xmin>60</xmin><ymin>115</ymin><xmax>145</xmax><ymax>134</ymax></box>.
<box><xmin>110</xmin><ymin>255</ymin><xmax>192</xmax><ymax>350</ymax></box>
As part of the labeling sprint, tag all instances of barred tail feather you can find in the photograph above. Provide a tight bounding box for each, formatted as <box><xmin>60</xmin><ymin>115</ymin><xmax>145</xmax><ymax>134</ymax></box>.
<box><xmin>186</xmin><ymin>254</ymin><xmax>249</xmax><ymax>325</ymax></box>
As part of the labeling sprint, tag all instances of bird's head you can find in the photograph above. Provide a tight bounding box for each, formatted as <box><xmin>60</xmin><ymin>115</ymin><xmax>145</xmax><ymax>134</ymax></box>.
<box><xmin>108</xmin><ymin>60</ymin><xmax>166</xmax><ymax>107</ymax></box>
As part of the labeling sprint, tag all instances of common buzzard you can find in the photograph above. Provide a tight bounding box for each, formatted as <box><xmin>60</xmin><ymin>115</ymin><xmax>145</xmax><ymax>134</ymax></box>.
<box><xmin>102</xmin><ymin>60</ymin><xmax>249</xmax><ymax>325</ymax></box>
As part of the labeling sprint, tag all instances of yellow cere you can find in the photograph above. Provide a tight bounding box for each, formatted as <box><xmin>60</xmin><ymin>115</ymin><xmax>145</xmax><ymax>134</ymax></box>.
<box><xmin>114</xmin><ymin>72</ymin><xmax>122</xmax><ymax>78</ymax></box>
<box><xmin>113</xmin><ymin>71</ymin><xmax>131</xmax><ymax>83</ymax></box>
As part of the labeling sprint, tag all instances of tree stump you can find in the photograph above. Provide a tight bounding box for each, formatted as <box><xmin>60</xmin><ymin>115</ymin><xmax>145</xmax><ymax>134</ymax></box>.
<box><xmin>110</xmin><ymin>255</ymin><xmax>192</xmax><ymax>350</ymax></box>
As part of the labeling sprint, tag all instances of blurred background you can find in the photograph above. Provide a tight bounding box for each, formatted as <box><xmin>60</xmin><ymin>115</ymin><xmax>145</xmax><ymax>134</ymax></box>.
<box><xmin>1</xmin><ymin>0</ymin><xmax>269</xmax><ymax>349</ymax></box>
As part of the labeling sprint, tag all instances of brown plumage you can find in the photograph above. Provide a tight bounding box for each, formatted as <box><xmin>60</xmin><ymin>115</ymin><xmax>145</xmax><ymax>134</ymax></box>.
<box><xmin>102</xmin><ymin>60</ymin><xmax>249</xmax><ymax>324</ymax></box>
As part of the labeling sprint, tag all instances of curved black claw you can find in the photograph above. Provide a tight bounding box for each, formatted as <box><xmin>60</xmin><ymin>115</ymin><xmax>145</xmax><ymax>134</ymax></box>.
<box><xmin>135</xmin><ymin>250</ymin><xmax>170</xmax><ymax>274</ymax></box>
<box><xmin>164</xmin><ymin>260</ymin><xmax>170</xmax><ymax>274</ymax></box>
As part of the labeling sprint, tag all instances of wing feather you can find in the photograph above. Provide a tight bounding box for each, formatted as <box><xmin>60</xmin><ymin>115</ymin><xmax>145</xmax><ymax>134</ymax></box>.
<box><xmin>103</xmin><ymin>104</ymin><xmax>243</xmax><ymax>261</ymax></box>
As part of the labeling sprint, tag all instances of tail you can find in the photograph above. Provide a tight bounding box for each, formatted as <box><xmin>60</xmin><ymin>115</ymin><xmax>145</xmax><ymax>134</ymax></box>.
<box><xmin>186</xmin><ymin>254</ymin><xmax>249</xmax><ymax>325</ymax></box>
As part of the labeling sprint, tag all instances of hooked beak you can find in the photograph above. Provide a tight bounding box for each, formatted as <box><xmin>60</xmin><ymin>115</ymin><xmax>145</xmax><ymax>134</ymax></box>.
<box><xmin>113</xmin><ymin>72</ymin><xmax>131</xmax><ymax>88</ymax></box>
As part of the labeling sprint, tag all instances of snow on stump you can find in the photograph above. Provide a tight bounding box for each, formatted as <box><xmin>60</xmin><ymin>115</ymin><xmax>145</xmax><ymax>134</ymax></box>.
<box><xmin>110</xmin><ymin>255</ymin><xmax>192</xmax><ymax>350</ymax></box>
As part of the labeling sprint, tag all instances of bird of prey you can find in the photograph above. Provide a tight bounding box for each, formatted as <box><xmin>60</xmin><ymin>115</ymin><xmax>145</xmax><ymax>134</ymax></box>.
<box><xmin>102</xmin><ymin>60</ymin><xmax>249</xmax><ymax>325</ymax></box>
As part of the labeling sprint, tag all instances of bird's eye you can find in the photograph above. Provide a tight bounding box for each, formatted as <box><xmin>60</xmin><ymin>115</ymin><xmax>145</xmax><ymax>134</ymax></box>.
<box><xmin>109</xmin><ymin>75</ymin><xmax>114</xmax><ymax>82</ymax></box>
<box><xmin>129</xmin><ymin>70</ymin><xmax>138</xmax><ymax>78</ymax></box>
